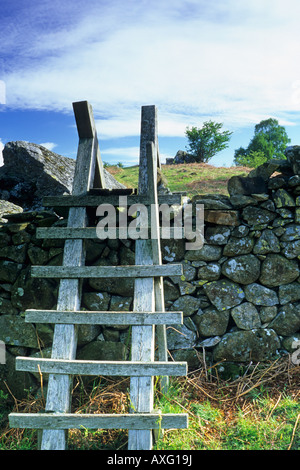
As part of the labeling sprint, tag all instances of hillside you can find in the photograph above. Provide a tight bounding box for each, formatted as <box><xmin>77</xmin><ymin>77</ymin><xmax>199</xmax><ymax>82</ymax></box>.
<box><xmin>107</xmin><ymin>162</ymin><xmax>252</xmax><ymax>198</ymax></box>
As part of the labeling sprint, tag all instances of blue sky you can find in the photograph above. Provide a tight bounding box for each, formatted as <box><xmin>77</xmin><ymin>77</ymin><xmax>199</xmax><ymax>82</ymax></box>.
<box><xmin>1</xmin><ymin>0</ymin><xmax>300</xmax><ymax>167</ymax></box>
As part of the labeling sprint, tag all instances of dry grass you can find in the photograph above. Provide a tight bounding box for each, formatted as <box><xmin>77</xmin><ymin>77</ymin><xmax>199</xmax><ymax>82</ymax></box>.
<box><xmin>1</xmin><ymin>356</ymin><xmax>299</xmax><ymax>450</ymax></box>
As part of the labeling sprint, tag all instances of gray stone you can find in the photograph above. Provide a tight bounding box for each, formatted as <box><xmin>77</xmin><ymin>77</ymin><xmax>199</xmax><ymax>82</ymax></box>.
<box><xmin>204</xmin><ymin>210</ymin><xmax>239</xmax><ymax>226</ymax></box>
<box><xmin>231</xmin><ymin>225</ymin><xmax>250</xmax><ymax>238</ymax></box>
<box><xmin>197</xmin><ymin>263</ymin><xmax>221</xmax><ymax>281</ymax></box>
<box><xmin>27</xmin><ymin>245</ymin><xmax>49</xmax><ymax>265</ymax></box>
<box><xmin>253</xmin><ymin>229</ymin><xmax>280</xmax><ymax>255</ymax></box>
<box><xmin>281</xmin><ymin>334</ymin><xmax>300</xmax><ymax>353</ymax></box>
<box><xmin>280</xmin><ymin>224</ymin><xmax>300</xmax><ymax>241</ymax></box>
<box><xmin>228</xmin><ymin>175</ymin><xmax>267</xmax><ymax>196</ymax></box>
<box><xmin>285</xmin><ymin>145</ymin><xmax>300</xmax><ymax>175</ymax></box>
<box><xmin>184</xmin><ymin>244</ymin><xmax>222</xmax><ymax>261</ymax></box>
<box><xmin>280</xmin><ymin>240</ymin><xmax>300</xmax><ymax>259</ymax></box>
<box><xmin>0</xmin><ymin>141</ymin><xmax>125</xmax><ymax>211</ymax></box>
<box><xmin>171</xmin><ymin>295</ymin><xmax>201</xmax><ymax>317</ymax></box>
<box><xmin>0</xmin><ymin>350</ymin><xmax>37</xmax><ymax>399</ymax></box>
<box><xmin>248</xmin><ymin>159</ymin><xmax>288</xmax><ymax>180</ymax></box>
<box><xmin>161</xmin><ymin>239</ymin><xmax>186</xmax><ymax>262</ymax></box>
<box><xmin>279</xmin><ymin>283</ymin><xmax>300</xmax><ymax>305</ymax></box>
<box><xmin>77</xmin><ymin>341</ymin><xmax>127</xmax><ymax>361</ymax></box>
<box><xmin>229</xmin><ymin>195</ymin><xmax>257</xmax><ymax>208</ymax></box>
<box><xmin>244</xmin><ymin>283</ymin><xmax>278</xmax><ymax>306</ymax></box>
<box><xmin>82</xmin><ymin>291</ymin><xmax>111</xmax><ymax>311</ymax></box>
<box><xmin>166</xmin><ymin>323</ymin><xmax>197</xmax><ymax>349</ymax></box>
<box><xmin>193</xmin><ymin>306</ymin><xmax>229</xmax><ymax>336</ymax></box>
<box><xmin>213</xmin><ymin>329</ymin><xmax>280</xmax><ymax>362</ymax></box>
<box><xmin>0</xmin><ymin>315</ymin><xmax>39</xmax><ymax>348</ymax></box>
<box><xmin>163</xmin><ymin>279</ymin><xmax>180</xmax><ymax>300</ymax></box>
<box><xmin>174</xmin><ymin>150</ymin><xmax>196</xmax><ymax>164</ymax></box>
<box><xmin>269</xmin><ymin>303</ymin><xmax>300</xmax><ymax>336</ymax></box>
<box><xmin>223</xmin><ymin>236</ymin><xmax>254</xmax><ymax>256</ymax></box>
<box><xmin>192</xmin><ymin>195</ymin><xmax>232</xmax><ymax>210</ymax></box>
<box><xmin>242</xmin><ymin>206</ymin><xmax>276</xmax><ymax>226</ymax></box>
<box><xmin>203</xmin><ymin>279</ymin><xmax>245</xmax><ymax>311</ymax></box>
<box><xmin>0</xmin><ymin>200</ymin><xmax>23</xmax><ymax>223</ymax></box>
<box><xmin>0</xmin><ymin>260</ymin><xmax>23</xmax><ymax>284</ymax></box>
<box><xmin>198</xmin><ymin>336</ymin><xmax>221</xmax><ymax>348</ymax></box>
<box><xmin>260</xmin><ymin>254</ymin><xmax>299</xmax><ymax>287</ymax></box>
<box><xmin>230</xmin><ymin>302</ymin><xmax>261</xmax><ymax>330</ymax></box>
<box><xmin>0</xmin><ymin>244</ymin><xmax>27</xmax><ymax>263</ymax></box>
<box><xmin>0</xmin><ymin>296</ymin><xmax>18</xmax><ymax>315</ymax></box>
<box><xmin>273</xmin><ymin>189</ymin><xmax>295</xmax><ymax>208</ymax></box>
<box><xmin>221</xmin><ymin>255</ymin><xmax>261</xmax><ymax>285</ymax></box>
<box><xmin>11</xmin><ymin>267</ymin><xmax>57</xmax><ymax>310</ymax></box>
<box><xmin>170</xmin><ymin>349</ymin><xmax>200</xmax><ymax>370</ymax></box>
<box><xmin>205</xmin><ymin>226</ymin><xmax>231</xmax><ymax>245</ymax></box>
<box><xmin>259</xmin><ymin>306</ymin><xmax>278</xmax><ymax>323</ymax></box>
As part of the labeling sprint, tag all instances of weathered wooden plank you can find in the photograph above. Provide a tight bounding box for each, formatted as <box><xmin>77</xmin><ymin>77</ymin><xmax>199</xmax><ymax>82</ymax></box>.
<box><xmin>146</xmin><ymin>141</ymin><xmax>169</xmax><ymax>393</ymax></box>
<box><xmin>128</xmin><ymin>106</ymin><xmax>157</xmax><ymax>451</ymax></box>
<box><xmin>42</xmin><ymin>193</ymin><xmax>182</xmax><ymax>207</ymax></box>
<box><xmin>9</xmin><ymin>413</ymin><xmax>189</xmax><ymax>430</ymax></box>
<box><xmin>25</xmin><ymin>310</ymin><xmax>183</xmax><ymax>326</ymax></box>
<box><xmin>15</xmin><ymin>357</ymin><xmax>188</xmax><ymax>377</ymax></box>
<box><xmin>36</xmin><ymin>226</ymin><xmax>185</xmax><ymax>240</ymax></box>
<box><xmin>31</xmin><ymin>264</ymin><xmax>183</xmax><ymax>279</ymax></box>
<box><xmin>39</xmin><ymin>101</ymin><xmax>102</xmax><ymax>451</ymax></box>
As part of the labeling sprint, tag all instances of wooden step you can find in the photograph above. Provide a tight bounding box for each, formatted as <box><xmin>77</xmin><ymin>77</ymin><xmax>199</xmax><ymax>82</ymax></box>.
<box><xmin>9</xmin><ymin>412</ymin><xmax>188</xmax><ymax>430</ymax></box>
<box><xmin>25</xmin><ymin>309</ymin><xmax>183</xmax><ymax>326</ymax></box>
<box><xmin>31</xmin><ymin>264</ymin><xmax>183</xmax><ymax>279</ymax></box>
<box><xmin>15</xmin><ymin>357</ymin><xmax>188</xmax><ymax>377</ymax></box>
<box><xmin>36</xmin><ymin>226</ymin><xmax>185</xmax><ymax>240</ymax></box>
<box><xmin>42</xmin><ymin>193</ymin><xmax>182</xmax><ymax>207</ymax></box>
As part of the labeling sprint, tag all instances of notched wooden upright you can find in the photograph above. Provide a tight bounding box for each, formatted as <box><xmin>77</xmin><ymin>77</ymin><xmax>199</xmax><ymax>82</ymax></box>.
<box><xmin>40</xmin><ymin>101</ymin><xmax>104</xmax><ymax>450</ymax></box>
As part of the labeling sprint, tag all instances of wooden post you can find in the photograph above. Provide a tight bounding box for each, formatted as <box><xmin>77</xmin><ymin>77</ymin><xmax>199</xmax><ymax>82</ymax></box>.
<box><xmin>40</xmin><ymin>101</ymin><xmax>102</xmax><ymax>450</ymax></box>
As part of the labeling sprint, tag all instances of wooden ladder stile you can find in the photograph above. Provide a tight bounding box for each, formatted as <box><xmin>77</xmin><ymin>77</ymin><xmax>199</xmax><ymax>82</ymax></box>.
<box><xmin>8</xmin><ymin>102</ymin><xmax>188</xmax><ymax>451</ymax></box>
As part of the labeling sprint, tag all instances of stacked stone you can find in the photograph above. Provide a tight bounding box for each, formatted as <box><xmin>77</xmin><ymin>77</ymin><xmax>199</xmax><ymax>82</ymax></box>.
<box><xmin>165</xmin><ymin>148</ymin><xmax>300</xmax><ymax>367</ymax></box>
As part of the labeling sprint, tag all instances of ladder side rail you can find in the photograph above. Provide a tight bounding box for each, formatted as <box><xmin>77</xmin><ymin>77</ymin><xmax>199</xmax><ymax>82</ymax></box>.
<box><xmin>128</xmin><ymin>106</ymin><xmax>157</xmax><ymax>451</ymax></box>
<box><xmin>146</xmin><ymin>141</ymin><xmax>169</xmax><ymax>393</ymax></box>
<box><xmin>40</xmin><ymin>101</ymin><xmax>101</xmax><ymax>450</ymax></box>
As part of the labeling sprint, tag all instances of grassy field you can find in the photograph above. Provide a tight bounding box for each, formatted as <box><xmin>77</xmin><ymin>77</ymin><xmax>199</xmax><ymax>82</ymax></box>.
<box><xmin>107</xmin><ymin>162</ymin><xmax>252</xmax><ymax>198</ymax></box>
<box><xmin>1</xmin><ymin>356</ymin><xmax>299</xmax><ymax>450</ymax></box>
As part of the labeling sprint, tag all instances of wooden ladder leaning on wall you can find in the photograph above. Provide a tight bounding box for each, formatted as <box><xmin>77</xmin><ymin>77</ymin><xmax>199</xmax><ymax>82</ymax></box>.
<box><xmin>9</xmin><ymin>101</ymin><xmax>189</xmax><ymax>450</ymax></box>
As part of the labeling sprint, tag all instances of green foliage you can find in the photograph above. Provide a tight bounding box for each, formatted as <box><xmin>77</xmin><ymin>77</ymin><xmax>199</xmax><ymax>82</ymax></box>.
<box><xmin>185</xmin><ymin>121</ymin><xmax>233</xmax><ymax>163</ymax></box>
<box><xmin>234</xmin><ymin>118</ymin><xmax>291</xmax><ymax>167</ymax></box>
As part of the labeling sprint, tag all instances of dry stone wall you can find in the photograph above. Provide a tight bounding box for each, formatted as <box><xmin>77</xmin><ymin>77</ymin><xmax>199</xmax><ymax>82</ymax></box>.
<box><xmin>0</xmin><ymin>143</ymin><xmax>300</xmax><ymax>398</ymax></box>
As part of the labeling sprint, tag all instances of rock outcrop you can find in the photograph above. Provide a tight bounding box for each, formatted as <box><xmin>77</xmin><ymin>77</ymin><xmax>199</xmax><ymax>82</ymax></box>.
<box><xmin>0</xmin><ymin>141</ymin><xmax>125</xmax><ymax>214</ymax></box>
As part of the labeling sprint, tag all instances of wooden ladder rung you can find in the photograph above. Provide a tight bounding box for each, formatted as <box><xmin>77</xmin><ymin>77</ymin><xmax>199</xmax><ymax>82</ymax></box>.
<box><xmin>15</xmin><ymin>357</ymin><xmax>188</xmax><ymax>377</ymax></box>
<box><xmin>36</xmin><ymin>226</ymin><xmax>185</xmax><ymax>240</ymax></box>
<box><xmin>9</xmin><ymin>412</ymin><xmax>189</xmax><ymax>431</ymax></box>
<box><xmin>25</xmin><ymin>309</ymin><xmax>183</xmax><ymax>325</ymax></box>
<box><xmin>31</xmin><ymin>264</ymin><xmax>183</xmax><ymax>279</ymax></box>
<box><xmin>42</xmin><ymin>193</ymin><xmax>182</xmax><ymax>207</ymax></box>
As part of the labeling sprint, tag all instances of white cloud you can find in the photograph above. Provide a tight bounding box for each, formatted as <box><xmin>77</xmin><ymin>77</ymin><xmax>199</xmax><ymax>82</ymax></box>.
<box><xmin>2</xmin><ymin>0</ymin><xmax>300</xmax><ymax>139</ymax></box>
<box><xmin>101</xmin><ymin>146</ymin><xmax>140</xmax><ymax>165</ymax></box>
<box><xmin>39</xmin><ymin>142</ymin><xmax>57</xmax><ymax>151</ymax></box>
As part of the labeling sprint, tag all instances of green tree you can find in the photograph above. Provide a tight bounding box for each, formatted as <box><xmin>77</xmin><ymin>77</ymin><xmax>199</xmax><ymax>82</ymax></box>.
<box><xmin>234</xmin><ymin>118</ymin><xmax>290</xmax><ymax>167</ymax></box>
<box><xmin>185</xmin><ymin>121</ymin><xmax>233</xmax><ymax>163</ymax></box>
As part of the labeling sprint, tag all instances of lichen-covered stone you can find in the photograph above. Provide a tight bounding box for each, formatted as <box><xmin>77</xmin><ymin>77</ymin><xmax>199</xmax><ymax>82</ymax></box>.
<box><xmin>203</xmin><ymin>279</ymin><xmax>245</xmax><ymax>311</ymax></box>
<box><xmin>260</xmin><ymin>254</ymin><xmax>299</xmax><ymax>287</ymax></box>
<box><xmin>221</xmin><ymin>255</ymin><xmax>261</xmax><ymax>285</ymax></box>
<box><xmin>166</xmin><ymin>323</ymin><xmax>197</xmax><ymax>349</ymax></box>
<box><xmin>244</xmin><ymin>283</ymin><xmax>279</xmax><ymax>306</ymax></box>
<box><xmin>242</xmin><ymin>206</ymin><xmax>276</xmax><ymax>226</ymax></box>
<box><xmin>253</xmin><ymin>229</ymin><xmax>280</xmax><ymax>255</ymax></box>
<box><xmin>230</xmin><ymin>302</ymin><xmax>261</xmax><ymax>330</ymax></box>
<box><xmin>213</xmin><ymin>329</ymin><xmax>280</xmax><ymax>362</ymax></box>
<box><xmin>223</xmin><ymin>236</ymin><xmax>254</xmax><ymax>256</ymax></box>
<box><xmin>280</xmin><ymin>224</ymin><xmax>300</xmax><ymax>241</ymax></box>
<box><xmin>205</xmin><ymin>226</ymin><xmax>231</xmax><ymax>245</ymax></box>
<box><xmin>197</xmin><ymin>263</ymin><xmax>221</xmax><ymax>281</ymax></box>
<box><xmin>171</xmin><ymin>295</ymin><xmax>201</xmax><ymax>317</ymax></box>
<box><xmin>184</xmin><ymin>244</ymin><xmax>222</xmax><ymax>261</ymax></box>
<box><xmin>280</xmin><ymin>240</ymin><xmax>300</xmax><ymax>259</ymax></box>
<box><xmin>279</xmin><ymin>282</ymin><xmax>300</xmax><ymax>305</ymax></box>
<box><xmin>269</xmin><ymin>303</ymin><xmax>300</xmax><ymax>335</ymax></box>
<box><xmin>0</xmin><ymin>315</ymin><xmax>39</xmax><ymax>348</ymax></box>
<box><xmin>193</xmin><ymin>306</ymin><xmax>229</xmax><ymax>336</ymax></box>
<box><xmin>273</xmin><ymin>189</ymin><xmax>295</xmax><ymax>208</ymax></box>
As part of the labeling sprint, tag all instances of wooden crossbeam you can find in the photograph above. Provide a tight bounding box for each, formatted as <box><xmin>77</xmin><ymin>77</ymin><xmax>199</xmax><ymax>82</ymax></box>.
<box><xmin>31</xmin><ymin>264</ymin><xmax>183</xmax><ymax>279</ymax></box>
<box><xmin>42</xmin><ymin>193</ymin><xmax>182</xmax><ymax>207</ymax></box>
<box><xmin>36</xmin><ymin>226</ymin><xmax>185</xmax><ymax>240</ymax></box>
<box><xmin>25</xmin><ymin>309</ymin><xmax>183</xmax><ymax>325</ymax></box>
<box><xmin>9</xmin><ymin>413</ymin><xmax>188</xmax><ymax>431</ymax></box>
<box><xmin>15</xmin><ymin>357</ymin><xmax>188</xmax><ymax>377</ymax></box>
